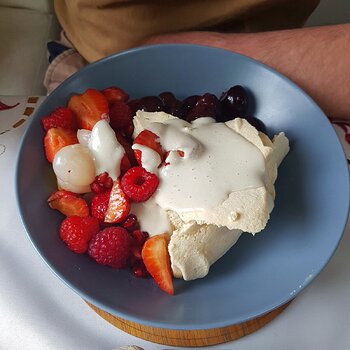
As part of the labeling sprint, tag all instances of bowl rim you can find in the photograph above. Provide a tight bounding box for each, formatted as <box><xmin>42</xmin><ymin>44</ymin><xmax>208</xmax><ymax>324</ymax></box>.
<box><xmin>15</xmin><ymin>44</ymin><xmax>350</xmax><ymax>330</ymax></box>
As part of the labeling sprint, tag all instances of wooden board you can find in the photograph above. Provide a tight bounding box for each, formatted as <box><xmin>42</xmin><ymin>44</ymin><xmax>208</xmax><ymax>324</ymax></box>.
<box><xmin>86</xmin><ymin>301</ymin><xmax>291</xmax><ymax>347</ymax></box>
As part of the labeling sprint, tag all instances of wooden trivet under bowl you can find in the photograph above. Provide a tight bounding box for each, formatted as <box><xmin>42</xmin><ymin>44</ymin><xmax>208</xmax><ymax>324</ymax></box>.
<box><xmin>86</xmin><ymin>301</ymin><xmax>291</xmax><ymax>347</ymax></box>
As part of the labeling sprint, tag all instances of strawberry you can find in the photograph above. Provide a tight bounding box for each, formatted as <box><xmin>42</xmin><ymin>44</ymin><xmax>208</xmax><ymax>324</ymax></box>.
<box><xmin>68</xmin><ymin>89</ymin><xmax>109</xmax><ymax>130</ymax></box>
<box><xmin>109</xmin><ymin>101</ymin><xmax>134</xmax><ymax>136</ymax></box>
<box><xmin>44</xmin><ymin>127</ymin><xmax>78</xmax><ymax>163</ymax></box>
<box><xmin>121</xmin><ymin>166</ymin><xmax>159</xmax><ymax>202</ymax></box>
<box><xmin>91</xmin><ymin>190</ymin><xmax>111</xmax><ymax>222</ymax></box>
<box><xmin>59</xmin><ymin>216</ymin><xmax>100</xmax><ymax>254</ymax></box>
<box><xmin>141</xmin><ymin>234</ymin><xmax>174</xmax><ymax>295</ymax></box>
<box><xmin>133</xmin><ymin>130</ymin><xmax>163</xmax><ymax>160</ymax></box>
<box><xmin>104</xmin><ymin>180</ymin><xmax>130</xmax><ymax>223</ymax></box>
<box><xmin>101</xmin><ymin>87</ymin><xmax>129</xmax><ymax>104</ymax></box>
<box><xmin>41</xmin><ymin>107</ymin><xmax>77</xmax><ymax>131</ymax></box>
<box><xmin>48</xmin><ymin>190</ymin><xmax>89</xmax><ymax>217</ymax></box>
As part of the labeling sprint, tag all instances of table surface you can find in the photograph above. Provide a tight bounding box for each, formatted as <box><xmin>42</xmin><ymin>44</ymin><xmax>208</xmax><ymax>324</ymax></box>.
<box><xmin>1</xmin><ymin>96</ymin><xmax>349</xmax><ymax>350</ymax></box>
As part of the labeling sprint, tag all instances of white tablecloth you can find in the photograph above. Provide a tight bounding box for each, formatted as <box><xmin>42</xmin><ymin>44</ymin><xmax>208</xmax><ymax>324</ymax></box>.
<box><xmin>1</xmin><ymin>96</ymin><xmax>349</xmax><ymax>350</ymax></box>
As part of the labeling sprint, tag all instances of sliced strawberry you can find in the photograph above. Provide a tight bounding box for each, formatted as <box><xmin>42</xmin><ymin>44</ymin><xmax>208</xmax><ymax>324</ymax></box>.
<box><xmin>48</xmin><ymin>190</ymin><xmax>89</xmax><ymax>217</ymax></box>
<box><xmin>133</xmin><ymin>149</ymin><xmax>142</xmax><ymax>166</ymax></box>
<box><xmin>91</xmin><ymin>190</ymin><xmax>111</xmax><ymax>221</ymax></box>
<box><xmin>68</xmin><ymin>89</ymin><xmax>109</xmax><ymax>130</ymax></box>
<box><xmin>141</xmin><ymin>234</ymin><xmax>174</xmax><ymax>295</ymax></box>
<box><xmin>101</xmin><ymin>87</ymin><xmax>129</xmax><ymax>104</ymax></box>
<box><xmin>44</xmin><ymin>127</ymin><xmax>78</xmax><ymax>163</ymax></box>
<box><xmin>41</xmin><ymin>107</ymin><xmax>77</xmax><ymax>131</ymax></box>
<box><xmin>104</xmin><ymin>180</ymin><xmax>130</xmax><ymax>223</ymax></box>
<box><xmin>133</xmin><ymin>130</ymin><xmax>163</xmax><ymax>160</ymax></box>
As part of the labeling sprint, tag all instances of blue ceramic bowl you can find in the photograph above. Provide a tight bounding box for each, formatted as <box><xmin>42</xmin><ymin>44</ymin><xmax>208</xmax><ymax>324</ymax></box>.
<box><xmin>16</xmin><ymin>45</ymin><xmax>349</xmax><ymax>329</ymax></box>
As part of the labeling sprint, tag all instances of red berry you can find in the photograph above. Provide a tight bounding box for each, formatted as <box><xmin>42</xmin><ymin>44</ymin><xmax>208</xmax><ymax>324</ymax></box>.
<box><xmin>109</xmin><ymin>101</ymin><xmax>134</xmax><ymax>135</ymax></box>
<box><xmin>59</xmin><ymin>216</ymin><xmax>100</xmax><ymax>254</ymax></box>
<box><xmin>44</xmin><ymin>127</ymin><xmax>78</xmax><ymax>163</ymax></box>
<box><xmin>41</xmin><ymin>107</ymin><xmax>77</xmax><ymax>131</ymax></box>
<box><xmin>88</xmin><ymin>227</ymin><xmax>132</xmax><ymax>268</ymax></box>
<box><xmin>90</xmin><ymin>172</ymin><xmax>113</xmax><ymax>194</ymax></box>
<box><xmin>90</xmin><ymin>182</ymin><xmax>103</xmax><ymax>194</ymax></box>
<box><xmin>97</xmin><ymin>172</ymin><xmax>108</xmax><ymax>184</ymax></box>
<box><xmin>68</xmin><ymin>89</ymin><xmax>109</xmax><ymax>130</ymax></box>
<box><xmin>132</xmin><ymin>229</ymin><xmax>149</xmax><ymax>246</ymax></box>
<box><xmin>101</xmin><ymin>87</ymin><xmax>129</xmax><ymax>104</ymax></box>
<box><xmin>127</xmin><ymin>99</ymin><xmax>141</xmax><ymax>114</ymax></box>
<box><xmin>132</xmin><ymin>261</ymin><xmax>150</xmax><ymax>278</ymax></box>
<box><xmin>104</xmin><ymin>180</ymin><xmax>130</xmax><ymax>223</ymax></box>
<box><xmin>48</xmin><ymin>190</ymin><xmax>89</xmax><ymax>217</ymax></box>
<box><xmin>121</xmin><ymin>214</ymin><xmax>140</xmax><ymax>232</ymax></box>
<box><xmin>91</xmin><ymin>190</ymin><xmax>111</xmax><ymax>221</ymax></box>
<box><xmin>121</xmin><ymin>167</ymin><xmax>159</xmax><ymax>202</ymax></box>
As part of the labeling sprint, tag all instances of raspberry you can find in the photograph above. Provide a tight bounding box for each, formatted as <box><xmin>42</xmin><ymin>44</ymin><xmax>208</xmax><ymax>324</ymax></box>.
<box><xmin>91</xmin><ymin>190</ymin><xmax>111</xmax><ymax>221</ymax></box>
<box><xmin>121</xmin><ymin>167</ymin><xmax>159</xmax><ymax>202</ymax></box>
<box><xmin>41</xmin><ymin>107</ymin><xmax>77</xmax><ymax>131</ymax></box>
<box><xmin>59</xmin><ymin>216</ymin><xmax>100</xmax><ymax>254</ymax></box>
<box><xmin>121</xmin><ymin>214</ymin><xmax>140</xmax><ymax>232</ymax></box>
<box><xmin>88</xmin><ymin>227</ymin><xmax>132</xmax><ymax>268</ymax></box>
<box><xmin>90</xmin><ymin>172</ymin><xmax>113</xmax><ymax>194</ymax></box>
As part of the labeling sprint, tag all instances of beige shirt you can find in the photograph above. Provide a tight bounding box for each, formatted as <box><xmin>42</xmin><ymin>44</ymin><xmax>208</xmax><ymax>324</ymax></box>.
<box><xmin>55</xmin><ymin>0</ymin><xmax>319</xmax><ymax>62</ymax></box>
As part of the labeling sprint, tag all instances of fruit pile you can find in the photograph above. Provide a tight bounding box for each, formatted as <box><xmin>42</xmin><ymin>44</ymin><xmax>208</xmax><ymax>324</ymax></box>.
<box><xmin>42</xmin><ymin>85</ymin><xmax>262</xmax><ymax>295</ymax></box>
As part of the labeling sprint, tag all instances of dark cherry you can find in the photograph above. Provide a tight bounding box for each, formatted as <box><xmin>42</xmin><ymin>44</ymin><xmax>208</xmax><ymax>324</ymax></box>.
<box><xmin>245</xmin><ymin>116</ymin><xmax>266</xmax><ymax>133</ymax></box>
<box><xmin>220</xmin><ymin>85</ymin><xmax>249</xmax><ymax>119</ymax></box>
<box><xmin>139</xmin><ymin>96</ymin><xmax>163</xmax><ymax>112</ymax></box>
<box><xmin>127</xmin><ymin>99</ymin><xmax>141</xmax><ymax>114</ymax></box>
<box><xmin>186</xmin><ymin>104</ymin><xmax>214</xmax><ymax>122</ymax></box>
<box><xmin>186</xmin><ymin>93</ymin><xmax>221</xmax><ymax>122</ymax></box>
<box><xmin>159</xmin><ymin>92</ymin><xmax>177</xmax><ymax>111</ymax></box>
<box><xmin>159</xmin><ymin>92</ymin><xmax>185</xmax><ymax>118</ymax></box>
<box><xmin>182</xmin><ymin>95</ymin><xmax>200</xmax><ymax>116</ymax></box>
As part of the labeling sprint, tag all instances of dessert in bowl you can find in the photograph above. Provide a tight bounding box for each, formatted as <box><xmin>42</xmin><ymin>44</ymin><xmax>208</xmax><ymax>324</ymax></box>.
<box><xmin>16</xmin><ymin>45</ymin><xmax>349</xmax><ymax>329</ymax></box>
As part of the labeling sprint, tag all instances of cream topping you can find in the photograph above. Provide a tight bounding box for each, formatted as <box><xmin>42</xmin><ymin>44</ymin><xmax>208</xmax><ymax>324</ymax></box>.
<box><xmin>131</xmin><ymin>197</ymin><xmax>172</xmax><ymax>236</ymax></box>
<box><xmin>151</xmin><ymin>118</ymin><xmax>266</xmax><ymax>212</ymax></box>
<box><xmin>131</xmin><ymin>144</ymin><xmax>161</xmax><ymax>173</ymax></box>
<box><xmin>88</xmin><ymin>120</ymin><xmax>125</xmax><ymax>180</ymax></box>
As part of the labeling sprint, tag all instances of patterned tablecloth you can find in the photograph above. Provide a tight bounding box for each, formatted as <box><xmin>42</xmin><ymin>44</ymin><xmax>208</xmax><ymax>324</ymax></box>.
<box><xmin>1</xmin><ymin>96</ymin><xmax>349</xmax><ymax>350</ymax></box>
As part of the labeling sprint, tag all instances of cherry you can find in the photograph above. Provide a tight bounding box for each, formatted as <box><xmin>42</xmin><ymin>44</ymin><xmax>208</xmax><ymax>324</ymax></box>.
<box><xmin>159</xmin><ymin>92</ymin><xmax>185</xmax><ymax>118</ymax></box>
<box><xmin>127</xmin><ymin>99</ymin><xmax>141</xmax><ymax>114</ymax></box>
<box><xmin>139</xmin><ymin>96</ymin><xmax>163</xmax><ymax>112</ymax></box>
<box><xmin>220</xmin><ymin>85</ymin><xmax>249</xmax><ymax>119</ymax></box>
<box><xmin>186</xmin><ymin>93</ymin><xmax>221</xmax><ymax>122</ymax></box>
<box><xmin>245</xmin><ymin>116</ymin><xmax>266</xmax><ymax>133</ymax></box>
<box><xmin>182</xmin><ymin>95</ymin><xmax>200</xmax><ymax>116</ymax></box>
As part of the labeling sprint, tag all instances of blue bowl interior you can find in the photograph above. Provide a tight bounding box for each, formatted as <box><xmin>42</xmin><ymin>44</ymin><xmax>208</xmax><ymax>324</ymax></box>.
<box><xmin>16</xmin><ymin>45</ymin><xmax>349</xmax><ymax>329</ymax></box>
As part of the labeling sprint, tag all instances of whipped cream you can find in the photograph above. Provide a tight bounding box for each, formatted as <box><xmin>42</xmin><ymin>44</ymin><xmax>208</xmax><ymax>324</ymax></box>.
<box><xmin>131</xmin><ymin>196</ymin><xmax>172</xmax><ymax>236</ymax></box>
<box><xmin>152</xmin><ymin>117</ymin><xmax>266</xmax><ymax>211</ymax></box>
<box><xmin>132</xmin><ymin>111</ymin><xmax>289</xmax><ymax>280</ymax></box>
<box><xmin>131</xmin><ymin>144</ymin><xmax>161</xmax><ymax>173</ymax></box>
<box><xmin>88</xmin><ymin>120</ymin><xmax>125</xmax><ymax>180</ymax></box>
